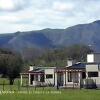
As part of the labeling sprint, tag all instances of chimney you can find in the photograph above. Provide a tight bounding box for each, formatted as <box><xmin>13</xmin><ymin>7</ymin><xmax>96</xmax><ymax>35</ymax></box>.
<box><xmin>29</xmin><ymin>66</ymin><xmax>34</xmax><ymax>71</ymax></box>
<box><xmin>67</xmin><ymin>59</ymin><xmax>76</xmax><ymax>67</ymax></box>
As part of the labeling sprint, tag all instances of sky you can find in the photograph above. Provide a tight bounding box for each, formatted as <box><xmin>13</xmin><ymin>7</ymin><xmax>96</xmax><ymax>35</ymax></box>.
<box><xmin>0</xmin><ymin>0</ymin><xmax>100</xmax><ymax>33</ymax></box>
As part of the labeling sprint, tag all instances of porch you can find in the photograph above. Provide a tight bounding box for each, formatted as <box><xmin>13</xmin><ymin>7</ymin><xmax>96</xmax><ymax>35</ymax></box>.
<box><xmin>20</xmin><ymin>70</ymin><xmax>45</xmax><ymax>86</ymax></box>
<box><xmin>55</xmin><ymin>68</ymin><xmax>85</xmax><ymax>88</ymax></box>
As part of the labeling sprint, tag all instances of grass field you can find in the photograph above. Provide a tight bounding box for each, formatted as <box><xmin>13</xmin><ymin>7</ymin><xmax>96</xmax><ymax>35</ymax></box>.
<box><xmin>0</xmin><ymin>89</ymin><xmax>100</xmax><ymax>100</ymax></box>
<box><xmin>0</xmin><ymin>78</ymin><xmax>100</xmax><ymax>100</ymax></box>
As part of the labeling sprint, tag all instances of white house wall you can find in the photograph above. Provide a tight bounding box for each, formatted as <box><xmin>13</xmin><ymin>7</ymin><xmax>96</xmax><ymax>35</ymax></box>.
<box><xmin>44</xmin><ymin>68</ymin><xmax>55</xmax><ymax>85</ymax></box>
<box><xmin>86</xmin><ymin>64</ymin><xmax>98</xmax><ymax>72</ymax></box>
<box><xmin>86</xmin><ymin>64</ymin><xmax>100</xmax><ymax>88</ymax></box>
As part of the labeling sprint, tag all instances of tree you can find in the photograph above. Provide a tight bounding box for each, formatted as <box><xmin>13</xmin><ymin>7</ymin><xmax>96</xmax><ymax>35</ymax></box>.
<box><xmin>66</xmin><ymin>44</ymin><xmax>93</xmax><ymax>62</ymax></box>
<box><xmin>34</xmin><ymin>44</ymin><xmax>93</xmax><ymax>66</ymax></box>
<box><xmin>0</xmin><ymin>49</ymin><xmax>23</xmax><ymax>85</ymax></box>
<box><xmin>6</xmin><ymin>54</ymin><xmax>23</xmax><ymax>85</ymax></box>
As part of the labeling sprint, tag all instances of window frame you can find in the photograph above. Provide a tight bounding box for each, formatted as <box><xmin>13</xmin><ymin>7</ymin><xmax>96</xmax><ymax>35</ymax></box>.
<box><xmin>88</xmin><ymin>72</ymin><xmax>98</xmax><ymax>77</ymax></box>
<box><xmin>46</xmin><ymin>74</ymin><xmax>53</xmax><ymax>79</ymax></box>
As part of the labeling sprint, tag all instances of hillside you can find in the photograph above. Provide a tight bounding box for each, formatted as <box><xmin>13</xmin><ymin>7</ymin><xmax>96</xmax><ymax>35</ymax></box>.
<box><xmin>0</xmin><ymin>20</ymin><xmax>100</xmax><ymax>53</ymax></box>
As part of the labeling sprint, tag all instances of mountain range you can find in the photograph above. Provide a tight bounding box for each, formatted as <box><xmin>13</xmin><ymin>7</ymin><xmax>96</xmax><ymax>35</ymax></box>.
<box><xmin>0</xmin><ymin>20</ymin><xmax>100</xmax><ymax>54</ymax></box>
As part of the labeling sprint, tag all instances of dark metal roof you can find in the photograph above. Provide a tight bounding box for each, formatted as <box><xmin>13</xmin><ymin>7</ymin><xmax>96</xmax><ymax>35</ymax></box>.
<box><xmin>29</xmin><ymin>68</ymin><xmax>44</xmax><ymax>73</ymax></box>
<box><xmin>67</xmin><ymin>62</ymin><xmax>86</xmax><ymax>69</ymax></box>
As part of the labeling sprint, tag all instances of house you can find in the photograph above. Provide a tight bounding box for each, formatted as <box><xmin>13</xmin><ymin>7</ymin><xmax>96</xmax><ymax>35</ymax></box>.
<box><xmin>20</xmin><ymin>61</ymin><xmax>85</xmax><ymax>88</ymax></box>
<box><xmin>20</xmin><ymin>67</ymin><xmax>56</xmax><ymax>86</ymax></box>
<box><xmin>85</xmin><ymin>53</ymin><xmax>100</xmax><ymax>88</ymax></box>
<box><xmin>20</xmin><ymin>53</ymin><xmax>100</xmax><ymax>88</ymax></box>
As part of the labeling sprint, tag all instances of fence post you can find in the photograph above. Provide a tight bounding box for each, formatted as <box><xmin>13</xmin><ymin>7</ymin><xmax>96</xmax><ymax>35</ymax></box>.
<box><xmin>95</xmin><ymin>79</ymin><xmax>96</xmax><ymax>89</ymax></box>
<box><xmin>87</xmin><ymin>79</ymin><xmax>88</xmax><ymax>89</ymax></box>
<box><xmin>26</xmin><ymin>80</ymin><xmax>29</xmax><ymax>92</ymax></box>
<box><xmin>42</xmin><ymin>86</ymin><xmax>44</xmax><ymax>90</ymax></box>
<box><xmin>17</xmin><ymin>80</ymin><xmax>20</xmax><ymax>91</ymax></box>
<box><xmin>57</xmin><ymin>81</ymin><xmax>59</xmax><ymax>90</ymax></box>
<box><xmin>2</xmin><ymin>80</ymin><xmax>5</xmax><ymax>91</ymax></box>
<box><xmin>80</xmin><ymin>79</ymin><xmax>81</xmax><ymax>90</ymax></box>
<box><xmin>10</xmin><ymin>85</ymin><xmax>12</xmax><ymax>91</ymax></box>
<box><xmin>34</xmin><ymin>86</ymin><xmax>36</xmax><ymax>90</ymax></box>
<box><xmin>73</xmin><ymin>82</ymin><xmax>74</xmax><ymax>89</ymax></box>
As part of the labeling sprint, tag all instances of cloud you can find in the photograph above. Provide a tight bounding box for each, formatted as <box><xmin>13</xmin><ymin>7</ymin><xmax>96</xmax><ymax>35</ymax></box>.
<box><xmin>52</xmin><ymin>1</ymin><xmax>74</xmax><ymax>12</ymax></box>
<box><xmin>0</xmin><ymin>0</ymin><xmax>30</xmax><ymax>12</ymax></box>
<box><xmin>0</xmin><ymin>0</ymin><xmax>100</xmax><ymax>33</ymax></box>
<box><xmin>0</xmin><ymin>15</ymin><xmax>19</xmax><ymax>23</ymax></box>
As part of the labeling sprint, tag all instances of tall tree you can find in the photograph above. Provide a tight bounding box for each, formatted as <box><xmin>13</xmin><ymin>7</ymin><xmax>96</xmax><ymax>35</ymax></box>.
<box><xmin>35</xmin><ymin>44</ymin><xmax>93</xmax><ymax>66</ymax></box>
<box><xmin>0</xmin><ymin>49</ymin><xmax>23</xmax><ymax>85</ymax></box>
<box><xmin>6</xmin><ymin>54</ymin><xmax>23</xmax><ymax>85</ymax></box>
<box><xmin>66</xmin><ymin>44</ymin><xmax>93</xmax><ymax>62</ymax></box>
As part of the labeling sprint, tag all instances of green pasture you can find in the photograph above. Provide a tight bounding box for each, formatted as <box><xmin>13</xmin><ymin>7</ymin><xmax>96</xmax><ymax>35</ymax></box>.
<box><xmin>0</xmin><ymin>78</ymin><xmax>100</xmax><ymax>100</ymax></box>
<box><xmin>0</xmin><ymin>89</ymin><xmax>100</xmax><ymax>100</ymax></box>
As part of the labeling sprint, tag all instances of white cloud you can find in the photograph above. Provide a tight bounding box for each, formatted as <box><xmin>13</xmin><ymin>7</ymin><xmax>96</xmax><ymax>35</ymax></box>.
<box><xmin>52</xmin><ymin>1</ymin><xmax>74</xmax><ymax>12</ymax></box>
<box><xmin>0</xmin><ymin>0</ymin><xmax>29</xmax><ymax>11</ymax></box>
<box><xmin>0</xmin><ymin>0</ymin><xmax>14</xmax><ymax>11</ymax></box>
<box><xmin>0</xmin><ymin>15</ymin><xmax>20</xmax><ymax>23</ymax></box>
<box><xmin>0</xmin><ymin>0</ymin><xmax>100</xmax><ymax>33</ymax></box>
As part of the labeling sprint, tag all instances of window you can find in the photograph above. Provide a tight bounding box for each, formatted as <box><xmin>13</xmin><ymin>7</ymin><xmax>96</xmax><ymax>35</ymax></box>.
<box><xmin>88</xmin><ymin>72</ymin><xmax>98</xmax><ymax>77</ymax></box>
<box><xmin>46</xmin><ymin>74</ymin><xmax>53</xmax><ymax>79</ymax></box>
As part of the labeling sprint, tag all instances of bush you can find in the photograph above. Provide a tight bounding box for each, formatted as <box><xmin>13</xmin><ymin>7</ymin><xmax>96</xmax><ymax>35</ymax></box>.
<box><xmin>83</xmin><ymin>79</ymin><xmax>97</xmax><ymax>89</ymax></box>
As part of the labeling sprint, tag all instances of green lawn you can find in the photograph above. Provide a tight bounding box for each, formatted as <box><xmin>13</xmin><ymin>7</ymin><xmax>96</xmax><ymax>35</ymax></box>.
<box><xmin>0</xmin><ymin>89</ymin><xmax>100</xmax><ymax>100</ymax></box>
<box><xmin>0</xmin><ymin>78</ymin><xmax>100</xmax><ymax>100</ymax></box>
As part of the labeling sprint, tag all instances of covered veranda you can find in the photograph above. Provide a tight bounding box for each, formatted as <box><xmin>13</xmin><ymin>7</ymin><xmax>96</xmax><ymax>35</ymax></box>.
<box><xmin>20</xmin><ymin>70</ymin><xmax>45</xmax><ymax>86</ymax></box>
<box><xmin>54</xmin><ymin>63</ymin><xmax>85</xmax><ymax>88</ymax></box>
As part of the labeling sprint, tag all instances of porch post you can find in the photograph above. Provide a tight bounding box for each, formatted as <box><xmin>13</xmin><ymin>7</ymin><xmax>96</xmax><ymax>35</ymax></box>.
<box><xmin>55</xmin><ymin>72</ymin><xmax>57</xmax><ymax>86</ymax></box>
<box><xmin>86</xmin><ymin>72</ymin><xmax>88</xmax><ymax>79</ymax></box>
<box><xmin>38</xmin><ymin>74</ymin><xmax>41</xmax><ymax>81</ymax></box>
<box><xmin>65</xmin><ymin>71</ymin><xmax>66</xmax><ymax>86</ymax></box>
<box><xmin>29</xmin><ymin>73</ymin><xmax>31</xmax><ymax>85</ymax></box>
<box><xmin>66</xmin><ymin>71</ymin><xmax>68</xmax><ymax>83</ymax></box>
<box><xmin>63</xmin><ymin>72</ymin><xmax>66</xmax><ymax>86</ymax></box>
<box><xmin>78</xmin><ymin>72</ymin><xmax>81</xmax><ymax>87</ymax></box>
<box><xmin>20</xmin><ymin>74</ymin><xmax>23</xmax><ymax>86</ymax></box>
